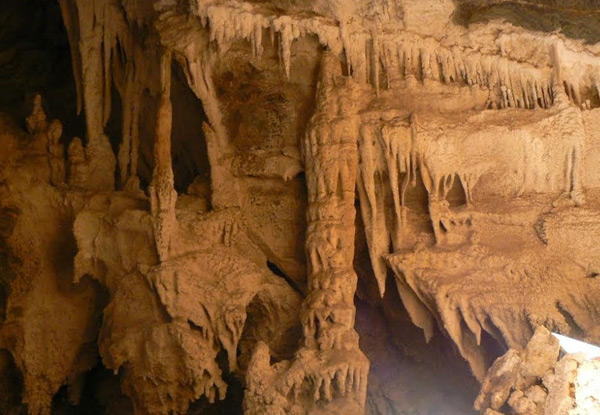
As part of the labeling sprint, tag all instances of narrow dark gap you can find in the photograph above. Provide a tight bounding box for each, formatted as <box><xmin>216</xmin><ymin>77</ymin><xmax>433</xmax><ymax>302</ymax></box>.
<box><xmin>555</xmin><ymin>301</ymin><xmax>585</xmax><ymax>339</ymax></box>
<box><xmin>479</xmin><ymin>334</ymin><xmax>511</xmax><ymax>415</ymax></box>
<box><xmin>104</xmin><ymin>82</ymin><xmax>124</xmax><ymax>187</ymax></box>
<box><xmin>0</xmin><ymin>349</ymin><xmax>25</xmax><ymax>414</ymax></box>
<box><xmin>335</xmin><ymin>174</ymin><xmax>344</xmax><ymax>199</ymax></box>
<box><xmin>439</xmin><ymin>220</ymin><xmax>449</xmax><ymax>233</ymax></box>
<box><xmin>136</xmin><ymin>89</ymin><xmax>159</xmax><ymax>192</ymax></box>
<box><xmin>479</xmin><ymin>322</ymin><xmax>508</xmax><ymax>369</ymax></box>
<box><xmin>403</xmin><ymin>172</ymin><xmax>430</xmax><ymax>213</ymax></box>
<box><xmin>0</xmin><ymin>283</ymin><xmax>6</xmax><ymax>324</ymax></box>
<box><xmin>170</xmin><ymin>61</ymin><xmax>211</xmax><ymax>195</ymax></box>
<box><xmin>266</xmin><ymin>261</ymin><xmax>304</xmax><ymax>297</ymax></box>
<box><xmin>447</xmin><ymin>175</ymin><xmax>468</xmax><ymax>208</ymax></box>
<box><xmin>0</xmin><ymin>205</ymin><xmax>20</xmax><ymax>325</ymax></box>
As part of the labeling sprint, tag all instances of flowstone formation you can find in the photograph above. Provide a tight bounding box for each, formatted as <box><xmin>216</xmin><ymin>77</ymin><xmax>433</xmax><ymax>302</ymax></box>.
<box><xmin>2</xmin><ymin>1</ymin><xmax>600</xmax><ymax>415</ymax></box>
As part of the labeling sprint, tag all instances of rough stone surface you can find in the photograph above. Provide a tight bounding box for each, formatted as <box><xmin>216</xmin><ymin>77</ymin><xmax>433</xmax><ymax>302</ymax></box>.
<box><xmin>476</xmin><ymin>327</ymin><xmax>600</xmax><ymax>415</ymax></box>
<box><xmin>1</xmin><ymin>1</ymin><xmax>600</xmax><ymax>415</ymax></box>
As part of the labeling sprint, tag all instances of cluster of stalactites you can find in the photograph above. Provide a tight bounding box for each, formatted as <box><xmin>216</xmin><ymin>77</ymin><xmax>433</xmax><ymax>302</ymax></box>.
<box><xmin>283</xmin><ymin>356</ymin><xmax>369</xmax><ymax>405</ymax></box>
<box><xmin>196</xmin><ymin>1</ymin><xmax>343</xmax><ymax>78</ymax></box>
<box><xmin>356</xmin><ymin>93</ymin><xmax>586</xmax><ymax>297</ymax></box>
<box><xmin>194</xmin><ymin>1</ymin><xmax>600</xmax><ymax>109</ymax></box>
<box><xmin>58</xmin><ymin>0</ymin><xmax>159</xmax><ymax>189</ymax></box>
<box><xmin>356</xmin><ymin>115</ymin><xmax>415</xmax><ymax>297</ymax></box>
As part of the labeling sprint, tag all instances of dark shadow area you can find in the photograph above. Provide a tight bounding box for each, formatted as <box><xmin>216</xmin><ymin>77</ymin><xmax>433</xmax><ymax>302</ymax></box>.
<box><xmin>105</xmin><ymin>83</ymin><xmax>124</xmax><ymax>187</ymax></box>
<box><xmin>448</xmin><ymin>176</ymin><xmax>468</xmax><ymax>208</ymax></box>
<box><xmin>404</xmin><ymin>172</ymin><xmax>431</xmax><ymax>214</ymax></box>
<box><xmin>0</xmin><ymin>205</ymin><xmax>20</xmax><ymax>326</ymax></box>
<box><xmin>51</xmin><ymin>362</ymin><xmax>133</xmax><ymax>415</ymax></box>
<box><xmin>0</xmin><ymin>349</ymin><xmax>25</xmax><ymax>414</ymax></box>
<box><xmin>453</xmin><ymin>0</ymin><xmax>600</xmax><ymax>44</ymax></box>
<box><xmin>0</xmin><ymin>0</ymin><xmax>85</xmax><ymax>140</ymax></box>
<box><xmin>354</xmin><ymin>280</ymin><xmax>480</xmax><ymax>415</ymax></box>
<box><xmin>480</xmin><ymin>329</ymin><xmax>508</xmax><ymax>369</ymax></box>
<box><xmin>187</xmin><ymin>350</ymin><xmax>244</xmax><ymax>415</ymax></box>
<box><xmin>170</xmin><ymin>61</ymin><xmax>211</xmax><ymax>194</ymax></box>
<box><xmin>136</xmin><ymin>89</ymin><xmax>160</xmax><ymax>192</ymax></box>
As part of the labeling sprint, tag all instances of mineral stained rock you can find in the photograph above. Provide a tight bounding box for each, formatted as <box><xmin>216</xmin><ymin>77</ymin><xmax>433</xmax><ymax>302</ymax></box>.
<box><xmin>1</xmin><ymin>1</ymin><xmax>600</xmax><ymax>415</ymax></box>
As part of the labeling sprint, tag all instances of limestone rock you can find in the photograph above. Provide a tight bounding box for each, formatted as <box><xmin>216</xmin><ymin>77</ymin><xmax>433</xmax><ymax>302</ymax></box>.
<box><xmin>2</xmin><ymin>1</ymin><xmax>600</xmax><ymax>415</ymax></box>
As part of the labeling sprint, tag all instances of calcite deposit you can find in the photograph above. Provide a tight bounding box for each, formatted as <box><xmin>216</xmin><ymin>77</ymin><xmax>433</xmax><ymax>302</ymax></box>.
<box><xmin>1</xmin><ymin>1</ymin><xmax>600</xmax><ymax>415</ymax></box>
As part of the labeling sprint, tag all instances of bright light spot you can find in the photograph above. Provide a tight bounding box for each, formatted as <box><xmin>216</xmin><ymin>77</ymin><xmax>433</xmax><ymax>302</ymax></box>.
<box><xmin>552</xmin><ymin>332</ymin><xmax>600</xmax><ymax>360</ymax></box>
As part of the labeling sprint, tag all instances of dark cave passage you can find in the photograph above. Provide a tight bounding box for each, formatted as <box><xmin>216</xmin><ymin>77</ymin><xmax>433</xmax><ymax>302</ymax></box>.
<box><xmin>170</xmin><ymin>62</ymin><xmax>211</xmax><ymax>195</ymax></box>
<box><xmin>0</xmin><ymin>0</ymin><xmax>84</xmax><ymax>141</ymax></box>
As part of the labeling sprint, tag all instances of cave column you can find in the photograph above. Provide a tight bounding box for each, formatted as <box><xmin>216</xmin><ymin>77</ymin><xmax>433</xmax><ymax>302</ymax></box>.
<box><xmin>300</xmin><ymin>51</ymin><xmax>370</xmax><ymax>407</ymax></box>
<box><xmin>149</xmin><ymin>50</ymin><xmax>178</xmax><ymax>261</ymax></box>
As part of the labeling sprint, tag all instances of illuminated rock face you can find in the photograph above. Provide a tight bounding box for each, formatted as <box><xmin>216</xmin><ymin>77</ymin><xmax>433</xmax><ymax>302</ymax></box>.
<box><xmin>1</xmin><ymin>1</ymin><xmax>600</xmax><ymax>415</ymax></box>
<box><xmin>476</xmin><ymin>327</ymin><xmax>600</xmax><ymax>415</ymax></box>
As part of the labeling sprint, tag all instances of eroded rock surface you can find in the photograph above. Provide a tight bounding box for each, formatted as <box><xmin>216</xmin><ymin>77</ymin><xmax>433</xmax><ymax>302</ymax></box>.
<box><xmin>1</xmin><ymin>1</ymin><xmax>600</xmax><ymax>415</ymax></box>
<box><xmin>476</xmin><ymin>327</ymin><xmax>600</xmax><ymax>415</ymax></box>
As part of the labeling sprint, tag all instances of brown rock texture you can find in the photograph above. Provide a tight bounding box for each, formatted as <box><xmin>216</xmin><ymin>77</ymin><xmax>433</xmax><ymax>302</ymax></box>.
<box><xmin>475</xmin><ymin>327</ymin><xmax>600</xmax><ymax>415</ymax></box>
<box><xmin>0</xmin><ymin>1</ymin><xmax>600</xmax><ymax>415</ymax></box>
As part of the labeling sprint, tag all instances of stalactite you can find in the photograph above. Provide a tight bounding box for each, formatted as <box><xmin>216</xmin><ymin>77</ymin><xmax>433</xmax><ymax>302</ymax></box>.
<box><xmin>193</xmin><ymin>1</ymin><xmax>600</xmax><ymax>110</ymax></box>
<box><xmin>57</xmin><ymin>0</ymin><xmax>134</xmax><ymax>191</ymax></box>
<box><xmin>357</xmin><ymin>121</ymin><xmax>389</xmax><ymax>296</ymax></box>
<box><xmin>149</xmin><ymin>50</ymin><xmax>177</xmax><ymax>262</ymax></box>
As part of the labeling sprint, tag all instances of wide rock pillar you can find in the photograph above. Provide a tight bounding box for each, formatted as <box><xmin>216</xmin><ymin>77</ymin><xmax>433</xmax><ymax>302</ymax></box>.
<box><xmin>244</xmin><ymin>51</ymin><xmax>369</xmax><ymax>415</ymax></box>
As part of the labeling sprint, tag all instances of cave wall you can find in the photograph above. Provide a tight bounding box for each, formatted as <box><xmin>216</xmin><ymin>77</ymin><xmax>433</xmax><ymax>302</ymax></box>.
<box><xmin>0</xmin><ymin>1</ymin><xmax>600</xmax><ymax>415</ymax></box>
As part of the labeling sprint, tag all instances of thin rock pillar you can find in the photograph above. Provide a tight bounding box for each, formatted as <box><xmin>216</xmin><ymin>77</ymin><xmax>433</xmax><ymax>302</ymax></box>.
<box><xmin>149</xmin><ymin>51</ymin><xmax>178</xmax><ymax>261</ymax></box>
